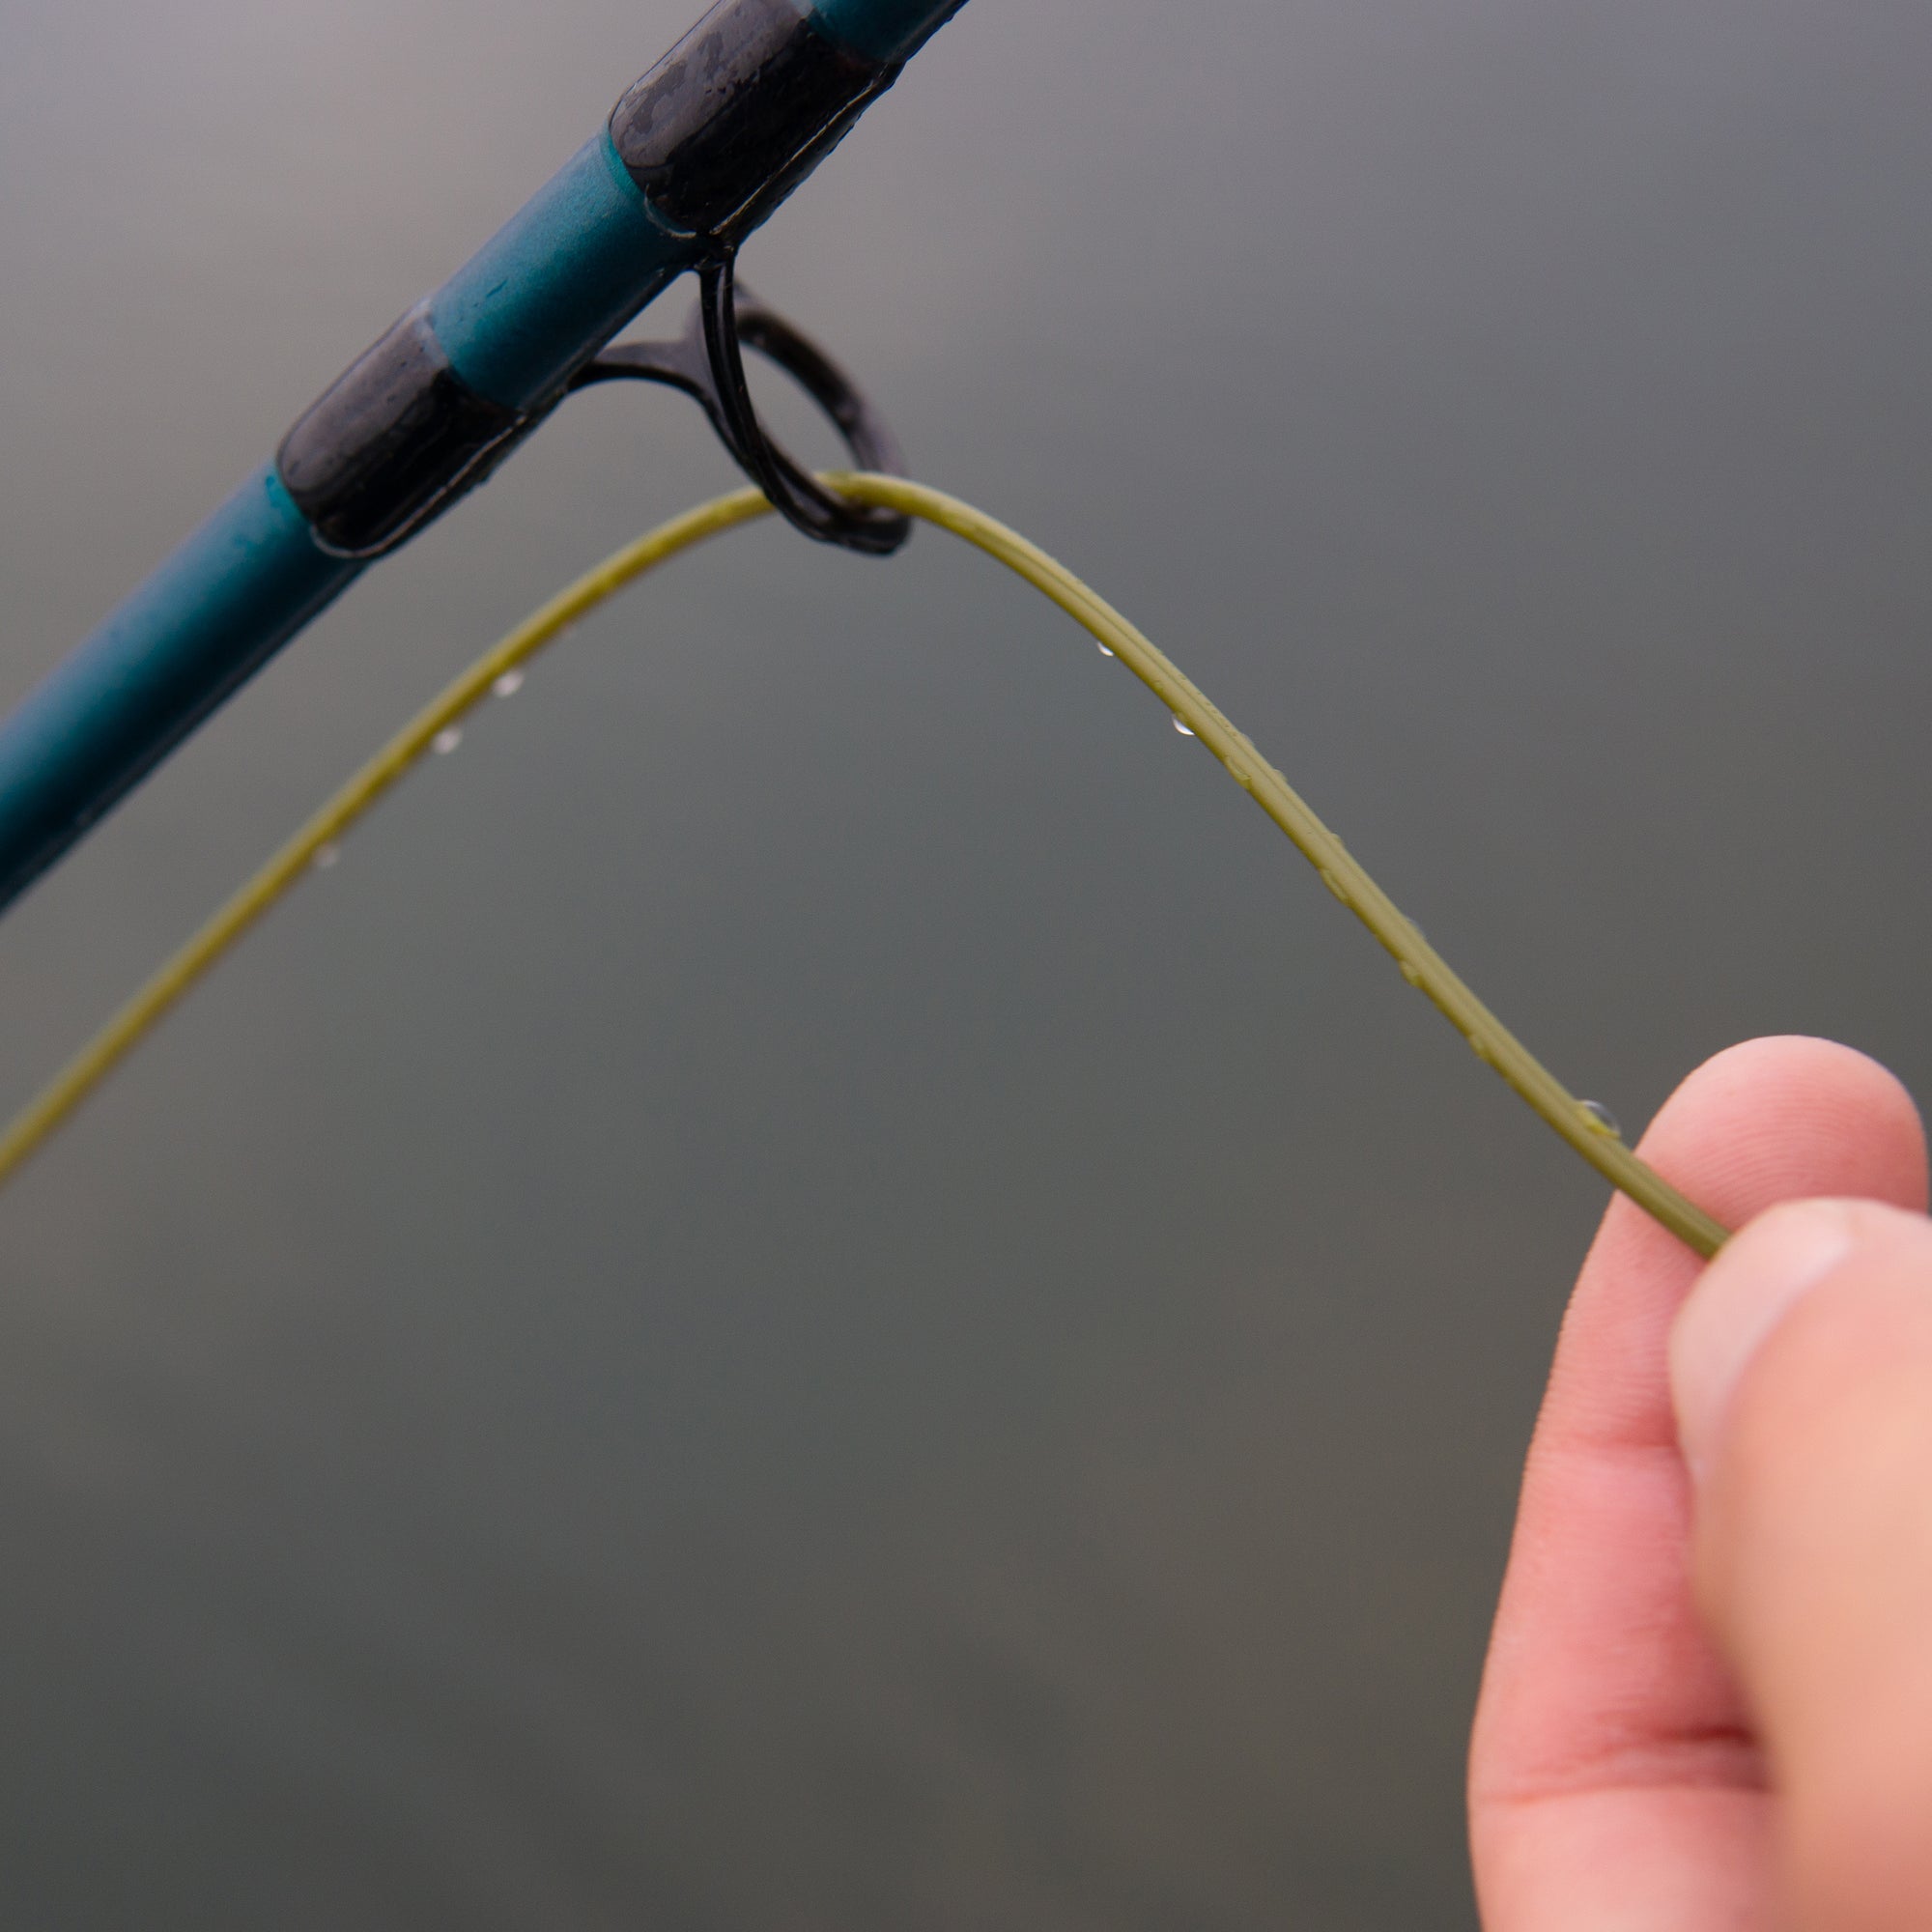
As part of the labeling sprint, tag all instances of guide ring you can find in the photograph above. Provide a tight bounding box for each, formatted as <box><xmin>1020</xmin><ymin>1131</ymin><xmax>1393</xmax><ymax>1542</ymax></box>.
<box><xmin>571</xmin><ymin>248</ymin><xmax>912</xmax><ymax>556</ymax></box>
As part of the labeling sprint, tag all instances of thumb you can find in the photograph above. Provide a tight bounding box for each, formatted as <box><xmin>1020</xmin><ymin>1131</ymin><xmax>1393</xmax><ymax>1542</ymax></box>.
<box><xmin>1672</xmin><ymin>1199</ymin><xmax>1932</xmax><ymax>1932</ymax></box>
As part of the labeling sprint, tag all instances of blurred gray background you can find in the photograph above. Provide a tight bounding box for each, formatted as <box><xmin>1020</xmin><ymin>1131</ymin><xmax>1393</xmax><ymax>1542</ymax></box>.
<box><xmin>1</xmin><ymin>0</ymin><xmax>1928</xmax><ymax>1923</ymax></box>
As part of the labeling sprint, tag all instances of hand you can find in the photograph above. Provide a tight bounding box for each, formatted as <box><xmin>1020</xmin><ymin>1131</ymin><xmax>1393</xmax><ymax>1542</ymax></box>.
<box><xmin>1468</xmin><ymin>1035</ymin><xmax>1932</xmax><ymax>1929</ymax></box>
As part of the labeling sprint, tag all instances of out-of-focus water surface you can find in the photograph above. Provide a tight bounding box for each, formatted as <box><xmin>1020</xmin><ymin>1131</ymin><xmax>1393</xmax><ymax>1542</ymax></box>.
<box><xmin>1</xmin><ymin>0</ymin><xmax>1929</xmax><ymax>1922</ymax></box>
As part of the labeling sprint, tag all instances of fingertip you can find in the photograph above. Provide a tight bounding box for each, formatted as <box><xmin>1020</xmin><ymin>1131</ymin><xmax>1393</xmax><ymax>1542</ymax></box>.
<box><xmin>1668</xmin><ymin>1199</ymin><xmax>1861</xmax><ymax>1480</ymax></box>
<box><xmin>1675</xmin><ymin>1196</ymin><xmax>1932</xmax><ymax>1496</ymax></box>
<box><xmin>1636</xmin><ymin>1037</ymin><xmax>1928</xmax><ymax>1234</ymax></box>
<box><xmin>1543</xmin><ymin>1039</ymin><xmax>1925</xmax><ymax>1459</ymax></box>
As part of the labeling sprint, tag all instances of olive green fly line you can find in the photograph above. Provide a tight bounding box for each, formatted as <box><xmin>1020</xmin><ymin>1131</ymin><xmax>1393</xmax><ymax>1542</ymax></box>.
<box><xmin>0</xmin><ymin>473</ymin><xmax>1728</xmax><ymax>1258</ymax></box>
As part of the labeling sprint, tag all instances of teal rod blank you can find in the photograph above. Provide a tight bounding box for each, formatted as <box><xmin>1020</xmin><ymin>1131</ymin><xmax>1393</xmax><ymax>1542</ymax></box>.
<box><xmin>431</xmin><ymin>133</ymin><xmax>698</xmax><ymax>413</ymax></box>
<box><xmin>0</xmin><ymin>0</ymin><xmax>966</xmax><ymax>914</ymax></box>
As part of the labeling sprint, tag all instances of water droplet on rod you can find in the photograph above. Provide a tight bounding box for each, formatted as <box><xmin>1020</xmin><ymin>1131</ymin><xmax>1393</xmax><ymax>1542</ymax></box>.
<box><xmin>1095</xmin><ymin>640</ymin><xmax>1116</xmax><ymax>658</ymax></box>
<box><xmin>1172</xmin><ymin>716</ymin><xmax>1196</xmax><ymax>737</ymax></box>
<box><xmin>433</xmin><ymin>726</ymin><xmax>464</xmax><ymax>756</ymax></box>
<box><xmin>493</xmin><ymin>668</ymin><xmax>526</xmax><ymax>698</ymax></box>
<box><xmin>1579</xmin><ymin>1100</ymin><xmax>1623</xmax><ymax>1139</ymax></box>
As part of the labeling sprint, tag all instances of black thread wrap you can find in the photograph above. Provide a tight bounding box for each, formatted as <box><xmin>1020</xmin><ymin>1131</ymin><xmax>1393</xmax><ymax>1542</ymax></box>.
<box><xmin>610</xmin><ymin>0</ymin><xmax>897</xmax><ymax>242</ymax></box>
<box><xmin>277</xmin><ymin>307</ymin><xmax>536</xmax><ymax>559</ymax></box>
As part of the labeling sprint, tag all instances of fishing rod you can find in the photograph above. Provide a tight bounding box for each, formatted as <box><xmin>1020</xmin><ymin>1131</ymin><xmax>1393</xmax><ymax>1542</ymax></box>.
<box><xmin>0</xmin><ymin>0</ymin><xmax>1739</xmax><ymax>1258</ymax></box>
<box><xmin>0</xmin><ymin>0</ymin><xmax>964</xmax><ymax>916</ymax></box>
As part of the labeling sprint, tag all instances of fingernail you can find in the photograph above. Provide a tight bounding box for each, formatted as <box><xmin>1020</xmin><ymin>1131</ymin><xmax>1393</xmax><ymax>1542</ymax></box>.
<box><xmin>1670</xmin><ymin>1201</ymin><xmax>1858</xmax><ymax>1481</ymax></box>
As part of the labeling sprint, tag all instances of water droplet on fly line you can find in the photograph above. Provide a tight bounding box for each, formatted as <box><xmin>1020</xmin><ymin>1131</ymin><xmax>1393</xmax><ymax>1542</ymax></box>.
<box><xmin>1228</xmin><ymin>762</ymin><xmax>1253</xmax><ymax>788</ymax></box>
<box><xmin>1319</xmin><ymin>869</ymin><xmax>1350</xmax><ymax>903</ymax></box>
<box><xmin>1172</xmin><ymin>716</ymin><xmax>1196</xmax><ymax>737</ymax></box>
<box><xmin>1400</xmin><ymin>960</ymin><xmax>1424</xmax><ymax>988</ymax></box>
<box><xmin>312</xmin><ymin>843</ymin><xmax>341</xmax><ymax>871</ymax></box>
<box><xmin>493</xmin><ymin>668</ymin><xmax>526</xmax><ymax>698</ymax></box>
<box><xmin>1095</xmin><ymin>640</ymin><xmax>1115</xmax><ymax>658</ymax></box>
<box><xmin>1579</xmin><ymin>1099</ymin><xmax>1623</xmax><ymax>1140</ymax></box>
<box><xmin>433</xmin><ymin>726</ymin><xmax>464</xmax><ymax>756</ymax></box>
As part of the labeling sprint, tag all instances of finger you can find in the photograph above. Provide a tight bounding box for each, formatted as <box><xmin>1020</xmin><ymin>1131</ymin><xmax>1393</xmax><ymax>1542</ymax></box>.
<box><xmin>1675</xmin><ymin>1200</ymin><xmax>1932</xmax><ymax>1932</ymax></box>
<box><xmin>1470</xmin><ymin>1037</ymin><xmax>1927</xmax><ymax>1931</ymax></box>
